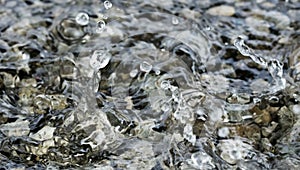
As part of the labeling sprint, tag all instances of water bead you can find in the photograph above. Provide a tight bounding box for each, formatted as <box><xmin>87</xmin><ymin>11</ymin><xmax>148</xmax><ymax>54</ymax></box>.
<box><xmin>140</xmin><ymin>61</ymin><xmax>152</xmax><ymax>73</ymax></box>
<box><xmin>90</xmin><ymin>50</ymin><xmax>111</xmax><ymax>70</ymax></box>
<box><xmin>172</xmin><ymin>17</ymin><xmax>179</xmax><ymax>25</ymax></box>
<box><xmin>96</xmin><ymin>20</ymin><xmax>106</xmax><ymax>33</ymax></box>
<box><xmin>130</xmin><ymin>69</ymin><xmax>138</xmax><ymax>78</ymax></box>
<box><xmin>160</xmin><ymin>80</ymin><xmax>170</xmax><ymax>90</ymax></box>
<box><xmin>104</xmin><ymin>0</ymin><xmax>112</xmax><ymax>10</ymax></box>
<box><xmin>75</xmin><ymin>12</ymin><xmax>89</xmax><ymax>26</ymax></box>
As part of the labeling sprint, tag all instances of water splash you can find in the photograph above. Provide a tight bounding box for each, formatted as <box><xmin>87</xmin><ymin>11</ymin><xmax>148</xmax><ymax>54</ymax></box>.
<box><xmin>234</xmin><ymin>37</ymin><xmax>267</xmax><ymax>67</ymax></box>
<box><xmin>234</xmin><ymin>36</ymin><xmax>286</xmax><ymax>93</ymax></box>
<box><xmin>90</xmin><ymin>50</ymin><xmax>111</xmax><ymax>70</ymax></box>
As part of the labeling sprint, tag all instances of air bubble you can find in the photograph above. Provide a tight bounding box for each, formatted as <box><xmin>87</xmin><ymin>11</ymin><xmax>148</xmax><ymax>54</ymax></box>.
<box><xmin>90</xmin><ymin>50</ymin><xmax>111</xmax><ymax>70</ymax></box>
<box><xmin>96</xmin><ymin>20</ymin><xmax>106</xmax><ymax>33</ymax></box>
<box><xmin>75</xmin><ymin>12</ymin><xmax>89</xmax><ymax>26</ymax></box>
<box><xmin>160</xmin><ymin>80</ymin><xmax>170</xmax><ymax>90</ymax></box>
<box><xmin>140</xmin><ymin>61</ymin><xmax>152</xmax><ymax>73</ymax></box>
<box><xmin>104</xmin><ymin>1</ymin><xmax>112</xmax><ymax>9</ymax></box>
<box><xmin>130</xmin><ymin>69</ymin><xmax>138</xmax><ymax>78</ymax></box>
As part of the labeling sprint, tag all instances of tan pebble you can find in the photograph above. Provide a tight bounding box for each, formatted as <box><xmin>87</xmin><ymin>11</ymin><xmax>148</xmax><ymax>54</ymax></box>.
<box><xmin>206</xmin><ymin>5</ymin><xmax>235</xmax><ymax>16</ymax></box>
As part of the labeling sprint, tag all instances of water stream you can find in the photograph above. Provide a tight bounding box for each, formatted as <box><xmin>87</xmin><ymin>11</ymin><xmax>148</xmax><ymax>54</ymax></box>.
<box><xmin>0</xmin><ymin>0</ymin><xmax>300</xmax><ymax>169</ymax></box>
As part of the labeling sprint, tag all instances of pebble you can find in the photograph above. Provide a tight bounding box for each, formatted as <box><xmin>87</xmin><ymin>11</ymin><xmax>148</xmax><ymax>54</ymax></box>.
<box><xmin>206</xmin><ymin>5</ymin><xmax>235</xmax><ymax>16</ymax></box>
<box><xmin>0</xmin><ymin>120</ymin><xmax>30</xmax><ymax>137</ymax></box>
<box><xmin>29</xmin><ymin>125</ymin><xmax>56</xmax><ymax>141</ymax></box>
<box><xmin>250</xmin><ymin>106</ymin><xmax>271</xmax><ymax>126</ymax></box>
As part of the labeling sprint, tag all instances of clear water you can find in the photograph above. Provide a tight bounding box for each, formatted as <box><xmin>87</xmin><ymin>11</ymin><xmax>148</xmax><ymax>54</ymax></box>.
<box><xmin>0</xmin><ymin>0</ymin><xmax>300</xmax><ymax>169</ymax></box>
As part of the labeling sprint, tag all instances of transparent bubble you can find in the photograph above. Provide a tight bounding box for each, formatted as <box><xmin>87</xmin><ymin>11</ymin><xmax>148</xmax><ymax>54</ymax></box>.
<box><xmin>96</xmin><ymin>20</ymin><xmax>106</xmax><ymax>33</ymax></box>
<box><xmin>130</xmin><ymin>69</ymin><xmax>138</xmax><ymax>78</ymax></box>
<box><xmin>104</xmin><ymin>0</ymin><xmax>112</xmax><ymax>10</ymax></box>
<box><xmin>155</xmin><ymin>70</ymin><xmax>161</xmax><ymax>75</ymax></box>
<box><xmin>160</xmin><ymin>80</ymin><xmax>170</xmax><ymax>90</ymax></box>
<box><xmin>172</xmin><ymin>17</ymin><xmax>179</xmax><ymax>25</ymax></box>
<box><xmin>75</xmin><ymin>12</ymin><xmax>89</xmax><ymax>26</ymax></box>
<box><xmin>90</xmin><ymin>50</ymin><xmax>111</xmax><ymax>70</ymax></box>
<box><xmin>140</xmin><ymin>61</ymin><xmax>152</xmax><ymax>73</ymax></box>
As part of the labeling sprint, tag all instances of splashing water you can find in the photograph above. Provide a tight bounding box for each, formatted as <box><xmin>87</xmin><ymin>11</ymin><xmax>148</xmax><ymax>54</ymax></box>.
<box><xmin>234</xmin><ymin>36</ymin><xmax>286</xmax><ymax>93</ymax></box>
<box><xmin>234</xmin><ymin>37</ymin><xmax>267</xmax><ymax>67</ymax></box>
<box><xmin>90</xmin><ymin>50</ymin><xmax>111</xmax><ymax>70</ymax></box>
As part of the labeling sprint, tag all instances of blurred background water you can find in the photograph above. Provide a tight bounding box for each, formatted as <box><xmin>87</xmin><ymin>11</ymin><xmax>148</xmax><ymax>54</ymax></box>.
<box><xmin>0</xmin><ymin>0</ymin><xmax>300</xmax><ymax>169</ymax></box>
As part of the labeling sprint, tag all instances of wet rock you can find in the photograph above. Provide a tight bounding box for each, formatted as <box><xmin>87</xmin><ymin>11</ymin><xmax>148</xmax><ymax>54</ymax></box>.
<box><xmin>218</xmin><ymin>139</ymin><xmax>253</xmax><ymax>164</ymax></box>
<box><xmin>226</xmin><ymin>93</ymin><xmax>251</xmax><ymax>104</ymax></box>
<box><xmin>29</xmin><ymin>125</ymin><xmax>56</xmax><ymax>141</ymax></box>
<box><xmin>250</xmin><ymin>106</ymin><xmax>271</xmax><ymax>126</ymax></box>
<box><xmin>0</xmin><ymin>120</ymin><xmax>30</xmax><ymax>137</ymax></box>
<box><xmin>0</xmin><ymin>72</ymin><xmax>19</xmax><ymax>88</ymax></box>
<box><xmin>206</xmin><ymin>5</ymin><xmax>235</xmax><ymax>16</ymax></box>
<box><xmin>262</xmin><ymin>121</ymin><xmax>278</xmax><ymax>137</ymax></box>
<box><xmin>261</xmin><ymin>138</ymin><xmax>273</xmax><ymax>151</ymax></box>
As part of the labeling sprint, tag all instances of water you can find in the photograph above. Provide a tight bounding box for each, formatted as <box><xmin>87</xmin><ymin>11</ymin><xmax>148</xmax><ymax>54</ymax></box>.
<box><xmin>96</xmin><ymin>20</ymin><xmax>106</xmax><ymax>33</ymax></box>
<box><xmin>75</xmin><ymin>12</ymin><xmax>89</xmax><ymax>26</ymax></box>
<box><xmin>104</xmin><ymin>1</ymin><xmax>112</xmax><ymax>10</ymax></box>
<box><xmin>0</xmin><ymin>0</ymin><xmax>300</xmax><ymax>169</ymax></box>
<box><xmin>90</xmin><ymin>50</ymin><xmax>111</xmax><ymax>70</ymax></box>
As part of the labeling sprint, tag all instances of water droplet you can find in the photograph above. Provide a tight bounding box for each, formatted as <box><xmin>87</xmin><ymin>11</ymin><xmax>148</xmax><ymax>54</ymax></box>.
<box><xmin>155</xmin><ymin>70</ymin><xmax>160</xmax><ymax>75</ymax></box>
<box><xmin>172</xmin><ymin>17</ymin><xmax>179</xmax><ymax>25</ymax></box>
<box><xmin>90</xmin><ymin>50</ymin><xmax>111</xmax><ymax>70</ymax></box>
<box><xmin>130</xmin><ymin>69</ymin><xmax>138</xmax><ymax>78</ymax></box>
<box><xmin>218</xmin><ymin>127</ymin><xmax>230</xmax><ymax>138</ymax></box>
<box><xmin>160</xmin><ymin>80</ymin><xmax>170</xmax><ymax>90</ymax></box>
<box><xmin>75</xmin><ymin>12</ymin><xmax>89</xmax><ymax>26</ymax></box>
<box><xmin>140</xmin><ymin>61</ymin><xmax>152</xmax><ymax>73</ymax></box>
<box><xmin>104</xmin><ymin>0</ymin><xmax>112</xmax><ymax>9</ymax></box>
<box><xmin>96</xmin><ymin>20</ymin><xmax>106</xmax><ymax>33</ymax></box>
<box><xmin>205</xmin><ymin>26</ymin><xmax>211</xmax><ymax>31</ymax></box>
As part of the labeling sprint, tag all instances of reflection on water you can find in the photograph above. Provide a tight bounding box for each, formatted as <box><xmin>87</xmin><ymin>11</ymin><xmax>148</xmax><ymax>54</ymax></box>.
<box><xmin>0</xmin><ymin>0</ymin><xmax>300</xmax><ymax>169</ymax></box>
